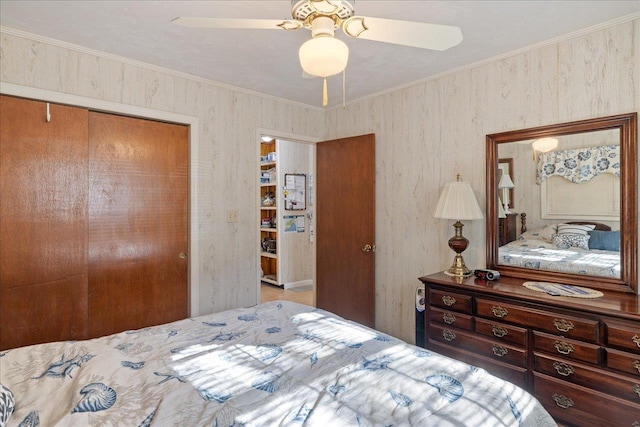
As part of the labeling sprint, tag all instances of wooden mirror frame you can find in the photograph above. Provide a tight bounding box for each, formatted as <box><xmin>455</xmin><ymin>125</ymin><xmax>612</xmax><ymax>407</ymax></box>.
<box><xmin>486</xmin><ymin>113</ymin><xmax>638</xmax><ymax>293</ymax></box>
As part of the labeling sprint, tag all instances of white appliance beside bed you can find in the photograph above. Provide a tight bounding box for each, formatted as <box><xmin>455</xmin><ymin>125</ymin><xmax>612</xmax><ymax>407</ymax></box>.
<box><xmin>498</xmin><ymin>221</ymin><xmax>620</xmax><ymax>278</ymax></box>
<box><xmin>0</xmin><ymin>301</ymin><xmax>555</xmax><ymax>426</ymax></box>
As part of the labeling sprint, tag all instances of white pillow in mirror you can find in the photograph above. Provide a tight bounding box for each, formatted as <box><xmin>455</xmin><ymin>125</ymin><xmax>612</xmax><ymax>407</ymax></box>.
<box><xmin>519</xmin><ymin>224</ymin><xmax>558</xmax><ymax>243</ymax></box>
<box><xmin>557</xmin><ymin>223</ymin><xmax>596</xmax><ymax>236</ymax></box>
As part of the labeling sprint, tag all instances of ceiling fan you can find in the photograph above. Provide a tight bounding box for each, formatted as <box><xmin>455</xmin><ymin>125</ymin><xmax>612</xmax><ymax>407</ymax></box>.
<box><xmin>173</xmin><ymin>0</ymin><xmax>463</xmax><ymax>106</ymax></box>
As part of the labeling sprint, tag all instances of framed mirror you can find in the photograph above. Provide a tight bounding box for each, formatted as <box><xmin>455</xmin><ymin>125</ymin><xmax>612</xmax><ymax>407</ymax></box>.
<box><xmin>486</xmin><ymin>113</ymin><xmax>637</xmax><ymax>293</ymax></box>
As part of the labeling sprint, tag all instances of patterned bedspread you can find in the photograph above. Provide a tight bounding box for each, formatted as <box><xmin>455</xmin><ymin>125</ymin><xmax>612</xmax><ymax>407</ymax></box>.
<box><xmin>499</xmin><ymin>238</ymin><xmax>620</xmax><ymax>278</ymax></box>
<box><xmin>1</xmin><ymin>301</ymin><xmax>555</xmax><ymax>426</ymax></box>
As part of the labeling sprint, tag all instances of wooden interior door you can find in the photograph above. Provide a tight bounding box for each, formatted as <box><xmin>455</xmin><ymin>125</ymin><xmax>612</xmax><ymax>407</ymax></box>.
<box><xmin>88</xmin><ymin>112</ymin><xmax>188</xmax><ymax>338</ymax></box>
<box><xmin>316</xmin><ymin>134</ymin><xmax>375</xmax><ymax>327</ymax></box>
<box><xmin>0</xmin><ymin>95</ymin><xmax>89</xmax><ymax>350</ymax></box>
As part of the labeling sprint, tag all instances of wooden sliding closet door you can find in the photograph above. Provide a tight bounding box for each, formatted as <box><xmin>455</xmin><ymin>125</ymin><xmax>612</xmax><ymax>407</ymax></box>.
<box><xmin>0</xmin><ymin>95</ymin><xmax>89</xmax><ymax>350</ymax></box>
<box><xmin>88</xmin><ymin>112</ymin><xmax>188</xmax><ymax>338</ymax></box>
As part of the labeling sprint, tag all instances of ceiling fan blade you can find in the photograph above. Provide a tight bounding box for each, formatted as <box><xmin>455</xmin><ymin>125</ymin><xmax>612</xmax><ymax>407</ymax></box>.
<box><xmin>344</xmin><ymin>17</ymin><xmax>463</xmax><ymax>51</ymax></box>
<box><xmin>171</xmin><ymin>17</ymin><xmax>292</xmax><ymax>30</ymax></box>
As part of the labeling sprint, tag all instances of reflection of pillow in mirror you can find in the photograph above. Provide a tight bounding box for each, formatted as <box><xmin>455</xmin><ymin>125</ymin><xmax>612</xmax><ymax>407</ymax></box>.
<box><xmin>588</xmin><ymin>230</ymin><xmax>620</xmax><ymax>251</ymax></box>
<box><xmin>539</xmin><ymin>224</ymin><xmax>558</xmax><ymax>242</ymax></box>
<box><xmin>519</xmin><ymin>224</ymin><xmax>557</xmax><ymax>243</ymax></box>
<box><xmin>519</xmin><ymin>229</ymin><xmax>541</xmax><ymax>241</ymax></box>
<box><xmin>557</xmin><ymin>223</ymin><xmax>596</xmax><ymax>236</ymax></box>
<box><xmin>553</xmin><ymin>233</ymin><xmax>590</xmax><ymax>250</ymax></box>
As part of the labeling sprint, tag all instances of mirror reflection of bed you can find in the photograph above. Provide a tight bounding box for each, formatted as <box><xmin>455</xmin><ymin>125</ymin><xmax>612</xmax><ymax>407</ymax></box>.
<box><xmin>498</xmin><ymin>217</ymin><xmax>621</xmax><ymax>278</ymax></box>
<box><xmin>496</xmin><ymin>129</ymin><xmax>621</xmax><ymax>280</ymax></box>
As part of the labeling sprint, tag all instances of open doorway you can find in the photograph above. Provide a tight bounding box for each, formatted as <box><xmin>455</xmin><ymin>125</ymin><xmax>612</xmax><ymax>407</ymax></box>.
<box><xmin>257</xmin><ymin>131</ymin><xmax>317</xmax><ymax>307</ymax></box>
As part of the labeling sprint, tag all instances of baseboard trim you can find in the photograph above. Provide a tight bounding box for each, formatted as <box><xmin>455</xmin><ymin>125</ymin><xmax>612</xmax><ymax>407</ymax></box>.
<box><xmin>284</xmin><ymin>280</ymin><xmax>313</xmax><ymax>290</ymax></box>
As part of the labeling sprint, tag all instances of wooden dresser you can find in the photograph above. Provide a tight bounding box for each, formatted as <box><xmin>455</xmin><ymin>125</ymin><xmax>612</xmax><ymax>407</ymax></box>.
<box><xmin>419</xmin><ymin>272</ymin><xmax>640</xmax><ymax>427</ymax></box>
<box><xmin>498</xmin><ymin>212</ymin><xmax>518</xmax><ymax>246</ymax></box>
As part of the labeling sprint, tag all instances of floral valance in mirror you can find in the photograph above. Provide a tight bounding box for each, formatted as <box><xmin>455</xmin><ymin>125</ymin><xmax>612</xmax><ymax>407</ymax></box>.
<box><xmin>536</xmin><ymin>144</ymin><xmax>620</xmax><ymax>184</ymax></box>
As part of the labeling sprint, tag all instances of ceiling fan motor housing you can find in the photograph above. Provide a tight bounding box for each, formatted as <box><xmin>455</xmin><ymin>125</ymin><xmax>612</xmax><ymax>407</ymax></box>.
<box><xmin>291</xmin><ymin>0</ymin><xmax>355</xmax><ymax>27</ymax></box>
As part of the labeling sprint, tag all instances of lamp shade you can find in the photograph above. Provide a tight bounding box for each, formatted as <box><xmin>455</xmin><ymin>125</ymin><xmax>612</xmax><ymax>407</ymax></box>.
<box><xmin>498</xmin><ymin>173</ymin><xmax>515</xmax><ymax>189</ymax></box>
<box><xmin>299</xmin><ymin>36</ymin><xmax>349</xmax><ymax>77</ymax></box>
<box><xmin>434</xmin><ymin>181</ymin><xmax>484</xmax><ymax>220</ymax></box>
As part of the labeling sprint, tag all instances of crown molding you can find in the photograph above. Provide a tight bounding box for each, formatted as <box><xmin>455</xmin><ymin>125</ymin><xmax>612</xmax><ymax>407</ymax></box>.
<box><xmin>0</xmin><ymin>25</ymin><xmax>325</xmax><ymax>112</ymax></box>
<box><xmin>2</xmin><ymin>10</ymin><xmax>638</xmax><ymax>112</ymax></box>
<box><xmin>330</xmin><ymin>11</ymin><xmax>640</xmax><ymax>111</ymax></box>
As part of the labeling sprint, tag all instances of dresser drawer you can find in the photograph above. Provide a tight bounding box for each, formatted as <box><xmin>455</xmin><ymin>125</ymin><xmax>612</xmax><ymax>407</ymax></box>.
<box><xmin>533</xmin><ymin>331</ymin><xmax>601</xmax><ymax>365</ymax></box>
<box><xmin>475</xmin><ymin>318</ymin><xmax>527</xmax><ymax>346</ymax></box>
<box><xmin>430</xmin><ymin>324</ymin><xmax>527</xmax><ymax>367</ymax></box>
<box><xmin>534</xmin><ymin>373</ymin><xmax>640</xmax><ymax>427</ymax></box>
<box><xmin>606</xmin><ymin>320</ymin><xmax>640</xmax><ymax>354</ymax></box>
<box><xmin>476</xmin><ymin>298</ymin><xmax>599</xmax><ymax>343</ymax></box>
<box><xmin>429</xmin><ymin>307</ymin><xmax>474</xmax><ymax>331</ymax></box>
<box><xmin>535</xmin><ymin>352</ymin><xmax>640</xmax><ymax>403</ymax></box>
<box><xmin>427</xmin><ymin>340</ymin><xmax>528</xmax><ymax>389</ymax></box>
<box><xmin>429</xmin><ymin>289</ymin><xmax>473</xmax><ymax>314</ymax></box>
<box><xmin>607</xmin><ymin>347</ymin><xmax>640</xmax><ymax>378</ymax></box>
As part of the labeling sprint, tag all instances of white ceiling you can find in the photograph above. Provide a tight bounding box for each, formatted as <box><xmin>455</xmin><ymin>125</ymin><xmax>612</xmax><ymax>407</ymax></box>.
<box><xmin>1</xmin><ymin>1</ymin><xmax>639</xmax><ymax>108</ymax></box>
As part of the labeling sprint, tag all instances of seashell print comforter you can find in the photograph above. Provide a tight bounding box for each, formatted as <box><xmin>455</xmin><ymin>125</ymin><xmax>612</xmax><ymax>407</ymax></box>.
<box><xmin>0</xmin><ymin>301</ymin><xmax>556</xmax><ymax>426</ymax></box>
<box><xmin>499</xmin><ymin>238</ymin><xmax>620</xmax><ymax>278</ymax></box>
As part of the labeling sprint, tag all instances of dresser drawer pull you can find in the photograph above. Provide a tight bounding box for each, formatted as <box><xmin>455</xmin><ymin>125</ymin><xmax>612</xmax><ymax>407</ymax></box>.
<box><xmin>634</xmin><ymin>384</ymin><xmax>640</xmax><ymax>398</ymax></box>
<box><xmin>552</xmin><ymin>393</ymin><xmax>574</xmax><ymax>409</ymax></box>
<box><xmin>553</xmin><ymin>318</ymin><xmax>574</xmax><ymax>333</ymax></box>
<box><xmin>634</xmin><ymin>360</ymin><xmax>640</xmax><ymax>374</ymax></box>
<box><xmin>491</xmin><ymin>325</ymin><xmax>508</xmax><ymax>338</ymax></box>
<box><xmin>442</xmin><ymin>330</ymin><xmax>456</xmax><ymax>342</ymax></box>
<box><xmin>442</xmin><ymin>296</ymin><xmax>456</xmax><ymax>307</ymax></box>
<box><xmin>492</xmin><ymin>345</ymin><xmax>508</xmax><ymax>357</ymax></box>
<box><xmin>553</xmin><ymin>361</ymin><xmax>575</xmax><ymax>377</ymax></box>
<box><xmin>633</xmin><ymin>334</ymin><xmax>640</xmax><ymax>348</ymax></box>
<box><xmin>491</xmin><ymin>306</ymin><xmax>508</xmax><ymax>318</ymax></box>
<box><xmin>554</xmin><ymin>341</ymin><xmax>574</xmax><ymax>355</ymax></box>
<box><xmin>442</xmin><ymin>313</ymin><xmax>456</xmax><ymax>325</ymax></box>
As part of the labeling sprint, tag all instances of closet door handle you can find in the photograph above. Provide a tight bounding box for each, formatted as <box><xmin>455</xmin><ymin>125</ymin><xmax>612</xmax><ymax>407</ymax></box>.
<box><xmin>362</xmin><ymin>244</ymin><xmax>372</xmax><ymax>252</ymax></box>
<box><xmin>179</xmin><ymin>252</ymin><xmax>187</xmax><ymax>259</ymax></box>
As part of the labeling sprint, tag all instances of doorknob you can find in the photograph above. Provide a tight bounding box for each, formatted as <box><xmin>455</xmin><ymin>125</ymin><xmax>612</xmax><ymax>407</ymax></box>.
<box><xmin>362</xmin><ymin>244</ymin><xmax>372</xmax><ymax>252</ymax></box>
<box><xmin>179</xmin><ymin>252</ymin><xmax>187</xmax><ymax>259</ymax></box>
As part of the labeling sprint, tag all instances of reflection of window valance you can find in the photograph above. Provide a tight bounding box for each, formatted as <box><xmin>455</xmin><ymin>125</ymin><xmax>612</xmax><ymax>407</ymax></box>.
<box><xmin>536</xmin><ymin>144</ymin><xmax>620</xmax><ymax>184</ymax></box>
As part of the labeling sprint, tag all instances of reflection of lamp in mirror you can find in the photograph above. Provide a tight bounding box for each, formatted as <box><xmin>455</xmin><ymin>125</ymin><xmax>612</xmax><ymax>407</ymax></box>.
<box><xmin>434</xmin><ymin>175</ymin><xmax>484</xmax><ymax>277</ymax></box>
<box><xmin>498</xmin><ymin>200</ymin><xmax>506</xmax><ymax>218</ymax></box>
<box><xmin>498</xmin><ymin>174</ymin><xmax>515</xmax><ymax>214</ymax></box>
<box><xmin>532</xmin><ymin>137</ymin><xmax>558</xmax><ymax>160</ymax></box>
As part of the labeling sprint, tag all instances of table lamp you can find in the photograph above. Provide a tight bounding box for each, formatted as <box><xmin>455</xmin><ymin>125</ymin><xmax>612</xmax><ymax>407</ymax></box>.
<box><xmin>498</xmin><ymin>173</ymin><xmax>515</xmax><ymax>214</ymax></box>
<box><xmin>434</xmin><ymin>175</ymin><xmax>484</xmax><ymax>277</ymax></box>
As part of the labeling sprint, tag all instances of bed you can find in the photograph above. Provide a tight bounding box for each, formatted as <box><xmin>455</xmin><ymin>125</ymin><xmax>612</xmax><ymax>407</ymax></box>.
<box><xmin>498</xmin><ymin>221</ymin><xmax>620</xmax><ymax>278</ymax></box>
<box><xmin>0</xmin><ymin>301</ymin><xmax>555</xmax><ymax>426</ymax></box>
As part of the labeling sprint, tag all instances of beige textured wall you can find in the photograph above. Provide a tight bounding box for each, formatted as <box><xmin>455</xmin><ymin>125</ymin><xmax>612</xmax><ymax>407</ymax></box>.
<box><xmin>0</xmin><ymin>31</ymin><xmax>325</xmax><ymax>316</ymax></box>
<box><xmin>1</xmin><ymin>18</ymin><xmax>638</xmax><ymax>345</ymax></box>
<box><xmin>325</xmin><ymin>19</ymin><xmax>639</xmax><ymax>343</ymax></box>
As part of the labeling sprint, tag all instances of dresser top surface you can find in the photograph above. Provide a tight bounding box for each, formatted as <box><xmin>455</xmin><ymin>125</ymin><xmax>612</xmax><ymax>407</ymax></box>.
<box><xmin>419</xmin><ymin>272</ymin><xmax>640</xmax><ymax>321</ymax></box>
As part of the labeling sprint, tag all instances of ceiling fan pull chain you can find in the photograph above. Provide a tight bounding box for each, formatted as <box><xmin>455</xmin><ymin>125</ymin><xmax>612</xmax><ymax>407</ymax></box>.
<box><xmin>342</xmin><ymin>69</ymin><xmax>346</xmax><ymax>108</ymax></box>
<box><xmin>323</xmin><ymin>77</ymin><xmax>328</xmax><ymax>107</ymax></box>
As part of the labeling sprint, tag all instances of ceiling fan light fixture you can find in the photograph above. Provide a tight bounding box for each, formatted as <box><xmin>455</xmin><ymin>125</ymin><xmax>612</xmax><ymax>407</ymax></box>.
<box><xmin>299</xmin><ymin>35</ymin><xmax>349</xmax><ymax>77</ymax></box>
<box><xmin>532</xmin><ymin>137</ymin><xmax>559</xmax><ymax>153</ymax></box>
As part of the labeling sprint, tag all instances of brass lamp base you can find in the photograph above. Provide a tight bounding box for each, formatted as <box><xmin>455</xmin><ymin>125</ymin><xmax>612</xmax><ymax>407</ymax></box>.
<box><xmin>443</xmin><ymin>220</ymin><xmax>472</xmax><ymax>278</ymax></box>
<box><xmin>443</xmin><ymin>254</ymin><xmax>472</xmax><ymax>277</ymax></box>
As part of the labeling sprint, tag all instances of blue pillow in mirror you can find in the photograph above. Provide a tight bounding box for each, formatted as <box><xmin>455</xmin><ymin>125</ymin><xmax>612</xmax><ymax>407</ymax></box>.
<box><xmin>588</xmin><ymin>230</ymin><xmax>620</xmax><ymax>252</ymax></box>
